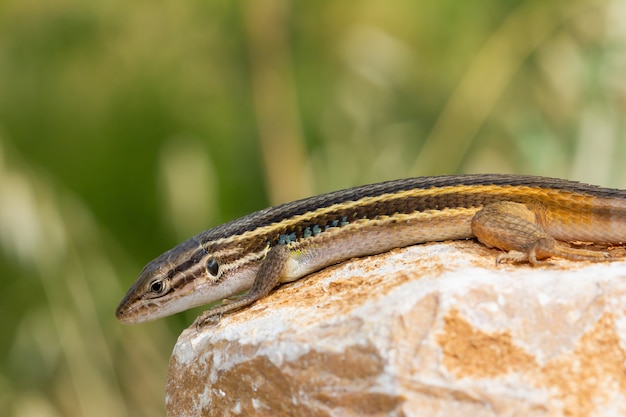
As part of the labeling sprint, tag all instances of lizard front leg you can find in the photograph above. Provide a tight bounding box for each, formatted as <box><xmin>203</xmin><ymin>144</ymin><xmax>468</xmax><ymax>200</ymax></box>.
<box><xmin>193</xmin><ymin>244</ymin><xmax>291</xmax><ymax>329</ymax></box>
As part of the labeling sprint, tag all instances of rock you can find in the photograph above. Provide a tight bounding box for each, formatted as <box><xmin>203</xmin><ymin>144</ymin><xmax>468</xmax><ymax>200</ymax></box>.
<box><xmin>165</xmin><ymin>240</ymin><xmax>626</xmax><ymax>417</ymax></box>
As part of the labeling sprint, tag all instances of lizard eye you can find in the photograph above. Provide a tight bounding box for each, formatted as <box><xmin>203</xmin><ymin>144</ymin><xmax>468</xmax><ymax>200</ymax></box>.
<box><xmin>206</xmin><ymin>258</ymin><xmax>220</xmax><ymax>278</ymax></box>
<box><xmin>147</xmin><ymin>277</ymin><xmax>169</xmax><ymax>297</ymax></box>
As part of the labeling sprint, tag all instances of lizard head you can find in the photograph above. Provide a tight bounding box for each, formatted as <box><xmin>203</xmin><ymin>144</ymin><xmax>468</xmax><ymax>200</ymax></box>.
<box><xmin>115</xmin><ymin>236</ymin><xmax>256</xmax><ymax>324</ymax></box>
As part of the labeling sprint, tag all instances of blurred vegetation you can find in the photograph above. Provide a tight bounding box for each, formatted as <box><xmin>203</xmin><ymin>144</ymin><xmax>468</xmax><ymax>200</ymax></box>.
<box><xmin>1</xmin><ymin>0</ymin><xmax>625</xmax><ymax>416</ymax></box>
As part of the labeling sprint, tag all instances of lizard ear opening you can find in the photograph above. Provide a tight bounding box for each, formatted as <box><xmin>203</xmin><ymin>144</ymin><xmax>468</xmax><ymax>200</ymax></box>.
<box><xmin>206</xmin><ymin>258</ymin><xmax>220</xmax><ymax>279</ymax></box>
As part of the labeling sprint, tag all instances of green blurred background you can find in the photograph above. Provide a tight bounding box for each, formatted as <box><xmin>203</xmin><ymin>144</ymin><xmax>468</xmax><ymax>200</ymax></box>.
<box><xmin>1</xmin><ymin>0</ymin><xmax>625</xmax><ymax>416</ymax></box>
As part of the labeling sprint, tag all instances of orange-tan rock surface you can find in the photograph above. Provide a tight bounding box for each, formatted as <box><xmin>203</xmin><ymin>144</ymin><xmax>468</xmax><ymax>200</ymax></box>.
<box><xmin>166</xmin><ymin>240</ymin><xmax>626</xmax><ymax>417</ymax></box>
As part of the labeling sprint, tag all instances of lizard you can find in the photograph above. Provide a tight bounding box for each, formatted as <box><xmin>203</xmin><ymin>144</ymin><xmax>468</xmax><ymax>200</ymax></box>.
<box><xmin>116</xmin><ymin>174</ymin><xmax>626</xmax><ymax>328</ymax></box>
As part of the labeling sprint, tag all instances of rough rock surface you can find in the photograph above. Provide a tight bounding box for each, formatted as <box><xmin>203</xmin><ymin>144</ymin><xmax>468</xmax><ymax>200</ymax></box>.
<box><xmin>166</xmin><ymin>240</ymin><xmax>626</xmax><ymax>417</ymax></box>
